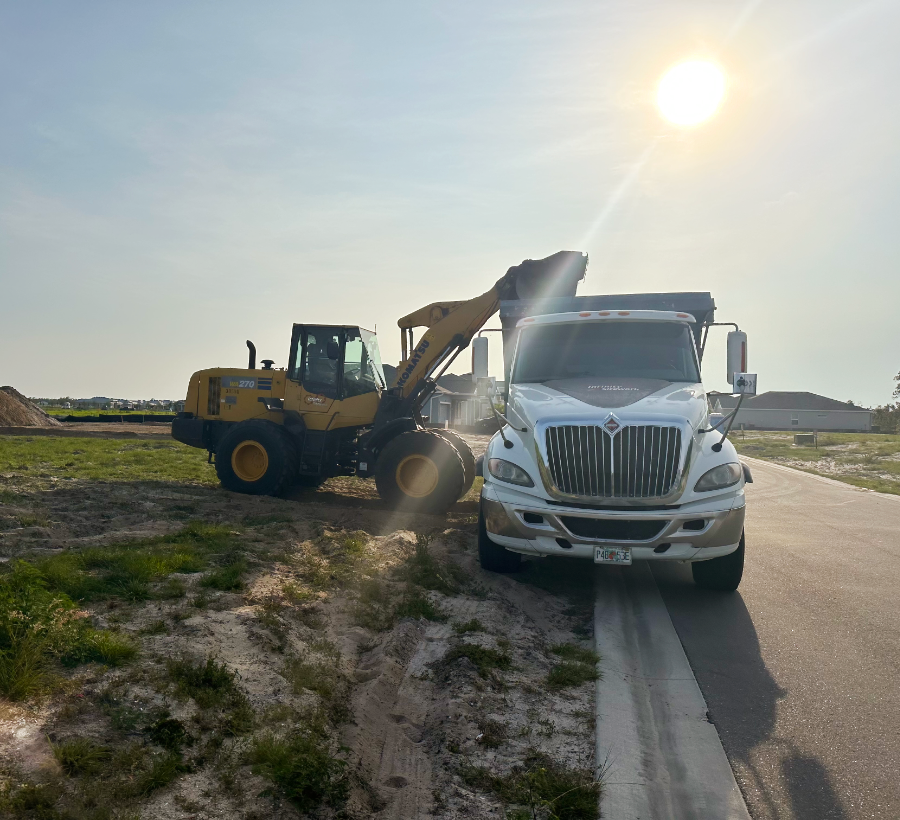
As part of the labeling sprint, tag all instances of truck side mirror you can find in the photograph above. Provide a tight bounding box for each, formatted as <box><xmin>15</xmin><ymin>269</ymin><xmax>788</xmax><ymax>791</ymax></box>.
<box><xmin>726</xmin><ymin>331</ymin><xmax>748</xmax><ymax>385</ymax></box>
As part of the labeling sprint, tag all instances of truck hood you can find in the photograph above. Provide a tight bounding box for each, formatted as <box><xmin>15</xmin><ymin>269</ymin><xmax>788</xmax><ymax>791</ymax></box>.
<box><xmin>508</xmin><ymin>378</ymin><xmax>707</xmax><ymax>429</ymax></box>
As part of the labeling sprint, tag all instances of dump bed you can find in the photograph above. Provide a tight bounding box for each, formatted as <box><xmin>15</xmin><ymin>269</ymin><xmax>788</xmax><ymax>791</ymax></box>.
<box><xmin>498</xmin><ymin>291</ymin><xmax>715</xmax><ymax>384</ymax></box>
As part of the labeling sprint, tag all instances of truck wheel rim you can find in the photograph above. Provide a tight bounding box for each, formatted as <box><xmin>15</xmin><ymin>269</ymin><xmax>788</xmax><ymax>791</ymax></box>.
<box><xmin>232</xmin><ymin>440</ymin><xmax>269</xmax><ymax>482</ymax></box>
<box><xmin>396</xmin><ymin>454</ymin><xmax>439</xmax><ymax>498</ymax></box>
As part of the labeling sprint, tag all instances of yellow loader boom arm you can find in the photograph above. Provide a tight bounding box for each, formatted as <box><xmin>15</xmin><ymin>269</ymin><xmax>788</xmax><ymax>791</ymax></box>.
<box><xmin>391</xmin><ymin>250</ymin><xmax>588</xmax><ymax>400</ymax></box>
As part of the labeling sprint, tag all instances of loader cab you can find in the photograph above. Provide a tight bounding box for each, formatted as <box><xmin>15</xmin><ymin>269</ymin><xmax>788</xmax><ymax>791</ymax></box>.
<box><xmin>287</xmin><ymin>325</ymin><xmax>386</xmax><ymax>402</ymax></box>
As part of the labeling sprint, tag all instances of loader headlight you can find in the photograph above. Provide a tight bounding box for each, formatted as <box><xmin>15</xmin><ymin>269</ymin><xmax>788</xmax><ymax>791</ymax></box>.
<box><xmin>488</xmin><ymin>458</ymin><xmax>534</xmax><ymax>487</ymax></box>
<box><xmin>694</xmin><ymin>462</ymin><xmax>742</xmax><ymax>492</ymax></box>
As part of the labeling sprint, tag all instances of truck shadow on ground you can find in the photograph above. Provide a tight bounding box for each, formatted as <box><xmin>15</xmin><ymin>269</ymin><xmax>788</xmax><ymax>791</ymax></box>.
<box><xmin>650</xmin><ymin>563</ymin><xmax>851</xmax><ymax>820</ymax></box>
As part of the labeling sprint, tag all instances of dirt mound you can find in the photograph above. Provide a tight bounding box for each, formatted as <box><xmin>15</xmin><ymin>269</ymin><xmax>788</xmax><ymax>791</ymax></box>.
<box><xmin>0</xmin><ymin>386</ymin><xmax>62</xmax><ymax>427</ymax></box>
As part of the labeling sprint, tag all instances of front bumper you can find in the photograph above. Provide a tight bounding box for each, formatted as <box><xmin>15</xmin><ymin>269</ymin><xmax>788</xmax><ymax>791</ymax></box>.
<box><xmin>481</xmin><ymin>480</ymin><xmax>744</xmax><ymax>563</ymax></box>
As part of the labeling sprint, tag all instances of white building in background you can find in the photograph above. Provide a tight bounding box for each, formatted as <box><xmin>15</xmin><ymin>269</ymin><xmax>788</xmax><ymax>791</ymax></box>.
<box><xmin>715</xmin><ymin>391</ymin><xmax>873</xmax><ymax>432</ymax></box>
<box><xmin>421</xmin><ymin>373</ymin><xmax>499</xmax><ymax>428</ymax></box>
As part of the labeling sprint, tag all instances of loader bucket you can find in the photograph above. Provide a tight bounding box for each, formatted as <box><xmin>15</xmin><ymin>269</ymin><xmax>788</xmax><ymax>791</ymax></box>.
<box><xmin>504</xmin><ymin>250</ymin><xmax>588</xmax><ymax>301</ymax></box>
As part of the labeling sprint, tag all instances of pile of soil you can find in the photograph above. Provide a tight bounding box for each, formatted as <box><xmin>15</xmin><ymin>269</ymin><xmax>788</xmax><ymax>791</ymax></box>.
<box><xmin>0</xmin><ymin>386</ymin><xmax>62</xmax><ymax>427</ymax></box>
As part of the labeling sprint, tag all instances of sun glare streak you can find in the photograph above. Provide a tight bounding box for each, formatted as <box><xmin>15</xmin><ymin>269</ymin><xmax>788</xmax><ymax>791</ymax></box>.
<box><xmin>576</xmin><ymin>140</ymin><xmax>658</xmax><ymax>250</ymax></box>
<box><xmin>657</xmin><ymin>61</ymin><xmax>725</xmax><ymax>126</ymax></box>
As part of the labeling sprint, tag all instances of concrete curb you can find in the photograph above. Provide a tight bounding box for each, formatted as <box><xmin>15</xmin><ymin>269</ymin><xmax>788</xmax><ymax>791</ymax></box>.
<box><xmin>594</xmin><ymin>563</ymin><xmax>751</xmax><ymax>819</ymax></box>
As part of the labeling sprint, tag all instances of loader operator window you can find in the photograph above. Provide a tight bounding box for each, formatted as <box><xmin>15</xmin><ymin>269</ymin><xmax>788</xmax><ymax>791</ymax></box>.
<box><xmin>342</xmin><ymin>328</ymin><xmax>385</xmax><ymax>397</ymax></box>
<box><xmin>301</xmin><ymin>328</ymin><xmax>341</xmax><ymax>398</ymax></box>
<box><xmin>512</xmin><ymin>321</ymin><xmax>700</xmax><ymax>384</ymax></box>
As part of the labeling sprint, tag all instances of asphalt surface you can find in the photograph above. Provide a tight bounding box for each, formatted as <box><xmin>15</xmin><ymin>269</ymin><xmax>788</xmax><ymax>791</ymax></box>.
<box><xmin>652</xmin><ymin>459</ymin><xmax>900</xmax><ymax>820</ymax></box>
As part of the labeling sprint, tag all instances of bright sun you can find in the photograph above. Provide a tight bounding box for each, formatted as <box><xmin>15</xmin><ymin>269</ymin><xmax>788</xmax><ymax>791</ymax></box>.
<box><xmin>657</xmin><ymin>61</ymin><xmax>725</xmax><ymax>126</ymax></box>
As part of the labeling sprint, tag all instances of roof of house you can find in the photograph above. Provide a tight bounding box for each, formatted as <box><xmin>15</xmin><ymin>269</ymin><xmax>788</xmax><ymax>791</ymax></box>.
<box><xmin>437</xmin><ymin>373</ymin><xmax>477</xmax><ymax>395</ymax></box>
<box><xmin>716</xmin><ymin>391</ymin><xmax>870</xmax><ymax>412</ymax></box>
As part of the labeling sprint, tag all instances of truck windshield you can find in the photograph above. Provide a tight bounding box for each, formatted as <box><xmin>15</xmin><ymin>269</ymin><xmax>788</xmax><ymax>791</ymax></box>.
<box><xmin>512</xmin><ymin>321</ymin><xmax>700</xmax><ymax>384</ymax></box>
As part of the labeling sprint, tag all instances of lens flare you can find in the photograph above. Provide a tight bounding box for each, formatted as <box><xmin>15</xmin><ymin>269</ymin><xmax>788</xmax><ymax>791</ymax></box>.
<box><xmin>657</xmin><ymin>61</ymin><xmax>725</xmax><ymax>126</ymax></box>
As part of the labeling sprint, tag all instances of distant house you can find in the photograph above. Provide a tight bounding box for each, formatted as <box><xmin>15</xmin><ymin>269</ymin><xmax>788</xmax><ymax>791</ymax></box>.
<box><xmin>715</xmin><ymin>392</ymin><xmax>872</xmax><ymax>432</ymax></box>
<box><xmin>421</xmin><ymin>373</ymin><xmax>496</xmax><ymax>428</ymax></box>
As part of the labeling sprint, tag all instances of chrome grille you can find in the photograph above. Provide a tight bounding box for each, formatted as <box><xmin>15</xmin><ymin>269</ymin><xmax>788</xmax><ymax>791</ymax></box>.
<box><xmin>544</xmin><ymin>425</ymin><xmax>683</xmax><ymax>499</ymax></box>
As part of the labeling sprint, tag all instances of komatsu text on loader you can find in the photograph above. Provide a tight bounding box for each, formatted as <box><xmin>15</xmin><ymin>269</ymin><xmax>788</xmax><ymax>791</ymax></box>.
<box><xmin>172</xmin><ymin>252</ymin><xmax>587</xmax><ymax>513</ymax></box>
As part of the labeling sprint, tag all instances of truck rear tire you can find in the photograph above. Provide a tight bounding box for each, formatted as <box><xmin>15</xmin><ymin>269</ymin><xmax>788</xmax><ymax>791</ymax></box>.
<box><xmin>215</xmin><ymin>420</ymin><xmax>297</xmax><ymax>496</ymax></box>
<box><xmin>477</xmin><ymin>500</ymin><xmax>522</xmax><ymax>573</ymax></box>
<box><xmin>375</xmin><ymin>430</ymin><xmax>465</xmax><ymax>513</ymax></box>
<box><xmin>691</xmin><ymin>531</ymin><xmax>745</xmax><ymax>591</ymax></box>
<box><xmin>432</xmin><ymin>429</ymin><xmax>476</xmax><ymax>497</ymax></box>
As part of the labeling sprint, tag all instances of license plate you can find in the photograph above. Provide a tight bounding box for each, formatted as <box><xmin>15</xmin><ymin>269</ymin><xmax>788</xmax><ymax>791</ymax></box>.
<box><xmin>594</xmin><ymin>547</ymin><xmax>632</xmax><ymax>565</ymax></box>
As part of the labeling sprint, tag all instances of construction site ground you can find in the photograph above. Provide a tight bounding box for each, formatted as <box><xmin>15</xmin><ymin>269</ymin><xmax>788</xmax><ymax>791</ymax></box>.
<box><xmin>0</xmin><ymin>430</ymin><xmax>600</xmax><ymax>820</ymax></box>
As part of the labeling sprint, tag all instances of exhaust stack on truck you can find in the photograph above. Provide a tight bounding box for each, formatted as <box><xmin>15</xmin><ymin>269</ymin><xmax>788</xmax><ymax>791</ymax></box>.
<box><xmin>478</xmin><ymin>285</ymin><xmax>754</xmax><ymax>591</ymax></box>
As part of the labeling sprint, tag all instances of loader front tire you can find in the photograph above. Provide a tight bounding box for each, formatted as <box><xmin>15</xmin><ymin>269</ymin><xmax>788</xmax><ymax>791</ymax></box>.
<box><xmin>215</xmin><ymin>421</ymin><xmax>297</xmax><ymax>496</ymax></box>
<box><xmin>375</xmin><ymin>431</ymin><xmax>465</xmax><ymax>514</ymax></box>
<box><xmin>432</xmin><ymin>429</ymin><xmax>476</xmax><ymax>497</ymax></box>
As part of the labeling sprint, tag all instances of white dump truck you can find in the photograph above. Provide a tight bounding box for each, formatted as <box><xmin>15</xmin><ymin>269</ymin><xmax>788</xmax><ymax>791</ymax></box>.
<box><xmin>478</xmin><ymin>290</ymin><xmax>754</xmax><ymax>591</ymax></box>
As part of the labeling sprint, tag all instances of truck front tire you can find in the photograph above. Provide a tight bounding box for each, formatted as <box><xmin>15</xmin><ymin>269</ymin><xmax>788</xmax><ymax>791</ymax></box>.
<box><xmin>477</xmin><ymin>501</ymin><xmax>522</xmax><ymax>573</ymax></box>
<box><xmin>691</xmin><ymin>531</ymin><xmax>745</xmax><ymax>591</ymax></box>
<box><xmin>215</xmin><ymin>420</ymin><xmax>297</xmax><ymax>496</ymax></box>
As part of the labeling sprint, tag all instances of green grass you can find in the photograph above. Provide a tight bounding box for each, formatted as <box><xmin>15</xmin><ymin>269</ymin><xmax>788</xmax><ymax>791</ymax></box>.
<box><xmin>395</xmin><ymin>590</ymin><xmax>446</xmax><ymax>622</ymax></box>
<box><xmin>200</xmin><ymin>555</ymin><xmax>246</xmax><ymax>591</ymax></box>
<box><xmin>33</xmin><ymin>522</ymin><xmax>234</xmax><ymax>603</ymax></box>
<box><xmin>454</xmin><ymin>618</ymin><xmax>486</xmax><ymax>634</ymax></box>
<box><xmin>0</xmin><ymin>562</ymin><xmax>139</xmax><ymax>700</ymax></box>
<box><xmin>0</xmin><ymin>436</ymin><xmax>215</xmax><ymax>485</ymax></box>
<box><xmin>167</xmin><ymin>655</ymin><xmax>238</xmax><ymax>708</ymax></box>
<box><xmin>550</xmin><ymin>643</ymin><xmax>600</xmax><ymax>665</ymax></box>
<box><xmin>734</xmin><ymin>431</ymin><xmax>900</xmax><ymax>495</ymax></box>
<box><xmin>51</xmin><ymin>737</ymin><xmax>112</xmax><ymax>776</ymax></box>
<box><xmin>249</xmin><ymin>728</ymin><xmax>348</xmax><ymax>812</ymax></box>
<box><xmin>461</xmin><ymin>752</ymin><xmax>599</xmax><ymax>820</ymax></box>
<box><xmin>165</xmin><ymin>655</ymin><xmax>255</xmax><ymax>735</ymax></box>
<box><xmin>441</xmin><ymin>643</ymin><xmax>511</xmax><ymax>678</ymax></box>
<box><xmin>400</xmin><ymin>535</ymin><xmax>468</xmax><ymax>595</ymax></box>
<box><xmin>546</xmin><ymin>661</ymin><xmax>599</xmax><ymax>690</ymax></box>
<box><xmin>282</xmin><ymin>656</ymin><xmax>348</xmax><ymax>723</ymax></box>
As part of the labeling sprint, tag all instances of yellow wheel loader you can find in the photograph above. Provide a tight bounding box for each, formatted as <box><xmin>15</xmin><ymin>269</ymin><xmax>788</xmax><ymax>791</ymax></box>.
<box><xmin>172</xmin><ymin>251</ymin><xmax>587</xmax><ymax>513</ymax></box>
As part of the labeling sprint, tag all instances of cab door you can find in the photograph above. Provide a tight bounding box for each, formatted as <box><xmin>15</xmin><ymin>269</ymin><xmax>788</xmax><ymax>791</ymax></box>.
<box><xmin>285</xmin><ymin>325</ymin><xmax>342</xmax><ymax>427</ymax></box>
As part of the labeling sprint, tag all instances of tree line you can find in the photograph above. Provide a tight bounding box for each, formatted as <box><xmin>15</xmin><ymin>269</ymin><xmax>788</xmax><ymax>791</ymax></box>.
<box><xmin>873</xmin><ymin>371</ymin><xmax>900</xmax><ymax>433</ymax></box>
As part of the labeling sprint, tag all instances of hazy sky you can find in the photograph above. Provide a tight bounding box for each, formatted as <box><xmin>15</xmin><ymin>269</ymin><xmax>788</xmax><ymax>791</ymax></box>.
<box><xmin>2</xmin><ymin>0</ymin><xmax>898</xmax><ymax>406</ymax></box>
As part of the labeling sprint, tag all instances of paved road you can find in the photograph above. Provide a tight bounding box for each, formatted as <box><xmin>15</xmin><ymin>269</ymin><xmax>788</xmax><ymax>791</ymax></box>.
<box><xmin>652</xmin><ymin>459</ymin><xmax>900</xmax><ymax>820</ymax></box>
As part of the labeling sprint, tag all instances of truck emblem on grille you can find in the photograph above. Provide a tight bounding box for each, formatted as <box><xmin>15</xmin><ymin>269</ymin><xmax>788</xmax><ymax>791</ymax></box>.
<box><xmin>603</xmin><ymin>414</ymin><xmax>621</xmax><ymax>434</ymax></box>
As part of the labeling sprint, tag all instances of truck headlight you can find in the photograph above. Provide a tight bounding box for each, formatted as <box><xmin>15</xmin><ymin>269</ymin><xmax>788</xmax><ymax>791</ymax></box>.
<box><xmin>694</xmin><ymin>462</ymin><xmax>742</xmax><ymax>492</ymax></box>
<box><xmin>487</xmin><ymin>458</ymin><xmax>534</xmax><ymax>487</ymax></box>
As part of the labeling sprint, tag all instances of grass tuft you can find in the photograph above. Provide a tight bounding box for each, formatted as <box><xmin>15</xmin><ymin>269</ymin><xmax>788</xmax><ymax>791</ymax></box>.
<box><xmin>0</xmin><ymin>561</ymin><xmax>138</xmax><ymax>699</ymax></box>
<box><xmin>461</xmin><ymin>752</ymin><xmax>599</xmax><ymax>820</ymax></box>
<box><xmin>249</xmin><ymin>728</ymin><xmax>348</xmax><ymax>812</ymax></box>
<box><xmin>400</xmin><ymin>538</ymin><xmax>467</xmax><ymax>595</ymax></box>
<box><xmin>547</xmin><ymin>661</ymin><xmax>599</xmax><ymax>690</ymax></box>
<box><xmin>395</xmin><ymin>590</ymin><xmax>445</xmax><ymax>622</ymax></box>
<box><xmin>441</xmin><ymin>643</ymin><xmax>511</xmax><ymax>678</ymax></box>
<box><xmin>166</xmin><ymin>655</ymin><xmax>254</xmax><ymax>735</ymax></box>
<box><xmin>454</xmin><ymin>618</ymin><xmax>486</xmax><ymax>634</ymax></box>
<box><xmin>550</xmin><ymin>643</ymin><xmax>599</xmax><ymax>665</ymax></box>
<box><xmin>51</xmin><ymin>737</ymin><xmax>112</xmax><ymax>776</ymax></box>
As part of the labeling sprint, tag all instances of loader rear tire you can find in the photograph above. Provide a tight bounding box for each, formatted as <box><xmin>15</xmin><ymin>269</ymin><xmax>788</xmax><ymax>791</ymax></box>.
<box><xmin>215</xmin><ymin>420</ymin><xmax>297</xmax><ymax>496</ymax></box>
<box><xmin>432</xmin><ymin>429</ymin><xmax>476</xmax><ymax>497</ymax></box>
<box><xmin>375</xmin><ymin>431</ymin><xmax>465</xmax><ymax>514</ymax></box>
